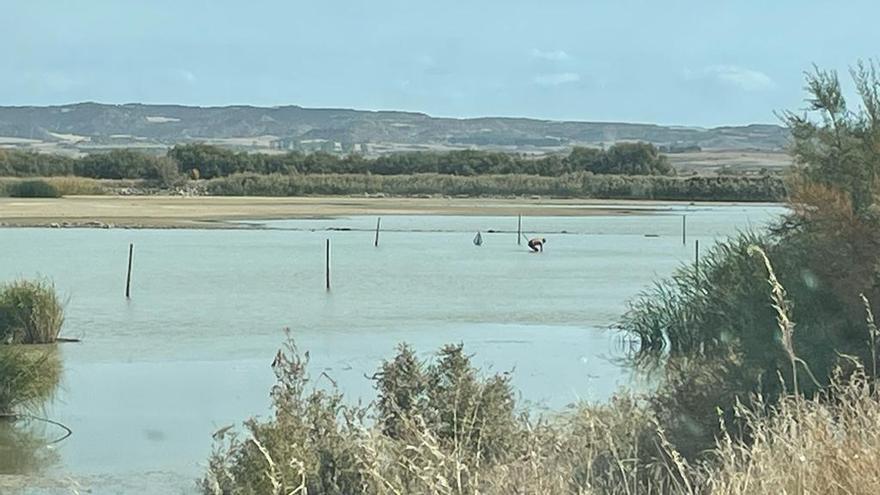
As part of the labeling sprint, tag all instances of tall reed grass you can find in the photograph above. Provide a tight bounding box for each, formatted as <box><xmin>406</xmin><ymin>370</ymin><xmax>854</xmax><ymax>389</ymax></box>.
<box><xmin>0</xmin><ymin>279</ymin><xmax>65</xmax><ymax>344</ymax></box>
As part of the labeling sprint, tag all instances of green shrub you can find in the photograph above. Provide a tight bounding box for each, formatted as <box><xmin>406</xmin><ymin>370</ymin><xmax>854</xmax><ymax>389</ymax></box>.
<box><xmin>202</xmin><ymin>337</ymin><xmax>671</xmax><ymax>495</ymax></box>
<box><xmin>7</xmin><ymin>180</ymin><xmax>61</xmax><ymax>198</ymax></box>
<box><xmin>203</xmin><ymin>338</ymin><xmax>366</xmax><ymax>495</ymax></box>
<box><xmin>0</xmin><ymin>279</ymin><xmax>65</xmax><ymax>344</ymax></box>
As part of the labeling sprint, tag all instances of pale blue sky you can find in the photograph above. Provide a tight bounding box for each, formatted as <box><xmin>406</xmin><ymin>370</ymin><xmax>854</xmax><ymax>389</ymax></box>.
<box><xmin>2</xmin><ymin>0</ymin><xmax>876</xmax><ymax>126</ymax></box>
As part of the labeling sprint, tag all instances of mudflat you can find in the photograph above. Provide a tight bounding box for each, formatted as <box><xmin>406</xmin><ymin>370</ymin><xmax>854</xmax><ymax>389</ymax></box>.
<box><xmin>0</xmin><ymin>195</ymin><xmax>679</xmax><ymax>228</ymax></box>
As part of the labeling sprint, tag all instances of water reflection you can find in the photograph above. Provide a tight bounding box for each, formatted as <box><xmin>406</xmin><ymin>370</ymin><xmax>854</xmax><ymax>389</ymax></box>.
<box><xmin>0</xmin><ymin>345</ymin><xmax>63</xmax><ymax>475</ymax></box>
<box><xmin>0</xmin><ymin>417</ymin><xmax>61</xmax><ymax>475</ymax></box>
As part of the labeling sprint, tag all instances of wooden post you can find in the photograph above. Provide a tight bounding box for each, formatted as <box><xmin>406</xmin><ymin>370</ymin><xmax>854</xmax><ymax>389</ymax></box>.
<box><xmin>125</xmin><ymin>243</ymin><xmax>133</xmax><ymax>299</ymax></box>
<box><xmin>682</xmin><ymin>215</ymin><xmax>687</xmax><ymax>246</ymax></box>
<box><xmin>517</xmin><ymin>215</ymin><xmax>522</xmax><ymax>245</ymax></box>
<box><xmin>695</xmin><ymin>239</ymin><xmax>700</xmax><ymax>277</ymax></box>
<box><xmin>374</xmin><ymin>217</ymin><xmax>381</xmax><ymax>247</ymax></box>
<box><xmin>325</xmin><ymin>239</ymin><xmax>331</xmax><ymax>291</ymax></box>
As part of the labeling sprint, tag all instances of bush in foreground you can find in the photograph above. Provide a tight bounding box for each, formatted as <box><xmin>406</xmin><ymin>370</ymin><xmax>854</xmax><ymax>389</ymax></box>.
<box><xmin>203</xmin><ymin>335</ymin><xmax>880</xmax><ymax>495</ymax></box>
<box><xmin>0</xmin><ymin>279</ymin><xmax>65</xmax><ymax>344</ymax></box>
<box><xmin>201</xmin><ymin>338</ymin><xmax>666</xmax><ymax>495</ymax></box>
<box><xmin>201</xmin><ymin>336</ymin><xmax>880</xmax><ymax>495</ymax></box>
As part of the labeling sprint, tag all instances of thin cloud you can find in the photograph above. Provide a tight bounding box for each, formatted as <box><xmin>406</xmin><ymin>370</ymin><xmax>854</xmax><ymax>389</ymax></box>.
<box><xmin>177</xmin><ymin>69</ymin><xmax>197</xmax><ymax>85</ymax></box>
<box><xmin>685</xmin><ymin>65</ymin><xmax>775</xmax><ymax>91</ymax></box>
<box><xmin>530</xmin><ymin>49</ymin><xmax>572</xmax><ymax>62</ymax></box>
<box><xmin>533</xmin><ymin>72</ymin><xmax>581</xmax><ymax>86</ymax></box>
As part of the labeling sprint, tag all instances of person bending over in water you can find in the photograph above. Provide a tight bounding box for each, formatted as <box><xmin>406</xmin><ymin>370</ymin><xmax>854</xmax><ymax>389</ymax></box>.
<box><xmin>528</xmin><ymin>237</ymin><xmax>546</xmax><ymax>252</ymax></box>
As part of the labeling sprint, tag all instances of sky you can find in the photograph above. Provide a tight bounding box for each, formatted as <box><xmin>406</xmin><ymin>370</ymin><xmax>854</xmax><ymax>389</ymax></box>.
<box><xmin>2</xmin><ymin>0</ymin><xmax>878</xmax><ymax>127</ymax></box>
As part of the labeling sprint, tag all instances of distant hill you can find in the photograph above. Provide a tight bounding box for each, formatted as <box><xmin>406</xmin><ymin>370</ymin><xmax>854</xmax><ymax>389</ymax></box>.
<box><xmin>0</xmin><ymin>102</ymin><xmax>789</xmax><ymax>155</ymax></box>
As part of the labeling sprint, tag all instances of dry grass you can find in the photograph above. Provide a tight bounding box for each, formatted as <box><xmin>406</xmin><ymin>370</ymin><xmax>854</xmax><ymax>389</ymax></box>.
<box><xmin>704</xmin><ymin>372</ymin><xmax>880</xmax><ymax>494</ymax></box>
<box><xmin>43</xmin><ymin>177</ymin><xmax>107</xmax><ymax>196</ymax></box>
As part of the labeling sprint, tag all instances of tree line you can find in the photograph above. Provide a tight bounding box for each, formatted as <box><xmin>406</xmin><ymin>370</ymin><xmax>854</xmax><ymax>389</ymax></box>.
<box><xmin>0</xmin><ymin>142</ymin><xmax>674</xmax><ymax>181</ymax></box>
<box><xmin>206</xmin><ymin>172</ymin><xmax>784</xmax><ymax>202</ymax></box>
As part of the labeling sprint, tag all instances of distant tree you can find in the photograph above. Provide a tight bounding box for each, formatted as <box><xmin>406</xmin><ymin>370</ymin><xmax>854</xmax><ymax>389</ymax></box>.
<box><xmin>563</xmin><ymin>143</ymin><xmax>673</xmax><ymax>176</ymax></box>
<box><xmin>564</xmin><ymin>146</ymin><xmax>604</xmax><ymax>173</ymax></box>
<box><xmin>0</xmin><ymin>150</ymin><xmax>75</xmax><ymax>177</ymax></box>
<box><xmin>603</xmin><ymin>142</ymin><xmax>674</xmax><ymax>175</ymax></box>
<box><xmin>75</xmin><ymin>149</ymin><xmax>167</xmax><ymax>180</ymax></box>
<box><xmin>167</xmin><ymin>144</ymin><xmax>248</xmax><ymax>179</ymax></box>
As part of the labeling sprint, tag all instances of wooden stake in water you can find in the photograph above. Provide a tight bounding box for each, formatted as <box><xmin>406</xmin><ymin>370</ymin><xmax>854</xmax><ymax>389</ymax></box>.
<box><xmin>517</xmin><ymin>215</ymin><xmax>522</xmax><ymax>245</ymax></box>
<box><xmin>325</xmin><ymin>239</ymin><xmax>331</xmax><ymax>291</ymax></box>
<box><xmin>125</xmin><ymin>243</ymin><xmax>134</xmax><ymax>299</ymax></box>
<box><xmin>682</xmin><ymin>215</ymin><xmax>687</xmax><ymax>245</ymax></box>
<box><xmin>695</xmin><ymin>239</ymin><xmax>700</xmax><ymax>279</ymax></box>
<box><xmin>374</xmin><ymin>217</ymin><xmax>381</xmax><ymax>247</ymax></box>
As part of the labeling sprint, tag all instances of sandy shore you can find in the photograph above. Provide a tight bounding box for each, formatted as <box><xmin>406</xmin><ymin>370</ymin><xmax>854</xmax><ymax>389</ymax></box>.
<box><xmin>0</xmin><ymin>195</ymin><xmax>700</xmax><ymax>229</ymax></box>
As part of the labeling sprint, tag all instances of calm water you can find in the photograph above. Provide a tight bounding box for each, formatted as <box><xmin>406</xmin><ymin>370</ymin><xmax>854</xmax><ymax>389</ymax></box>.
<box><xmin>0</xmin><ymin>203</ymin><xmax>784</xmax><ymax>493</ymax></box>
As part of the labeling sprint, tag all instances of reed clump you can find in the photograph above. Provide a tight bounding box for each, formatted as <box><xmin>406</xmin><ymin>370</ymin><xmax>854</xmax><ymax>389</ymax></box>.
<box><xmin>0</xmin><ymin>279</ymin><xmax>65</xmax><ymax>344</ymax></box>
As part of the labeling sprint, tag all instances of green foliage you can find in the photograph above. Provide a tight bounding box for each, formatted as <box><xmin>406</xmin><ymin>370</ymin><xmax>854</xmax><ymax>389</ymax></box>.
<box><xmin>0</xmin><ymin>279</ymin><xmax>65</xmax><ymax>344</ymax></box>
<box><xmin>168</xmin><ymin>144</ymin><xmax>257</xmax><ymax>179</ymax></box>
<box><xmin>170</xmin><ymin>142</ymin><xmax>675</xmax><ymax>178</ymax></box>
<box><xmin>374</xmin><ymin>343</ymin><xmax>517</xmax><ymax>464</ymax></box>
<box><xmin>8</xmin><ymin>180</ymin><xmax>61</xmax><ymax>198</ymax></box>
<box><xmin>203</xmin><ymin>338</ymin><xmax>369</xmax><ymax>495</ymax></box>
<box><xmin>619</xmin><ymin>62</ymin><xmax>880</xmax><ymax>457</ymax></box>
<box><xmin>781</xmin><ymin>63</ymin><xmax>880</xmax><ymax>213</ymax></box>
<box><xmin>205</xmin><ymin>172</ymin><xmax>784</xmax><ymax>201</ymax></box>
<box><xmin>567</xmin><ymin>142</ymin><xmax>674</xmax><ymax>175</ymax></box>
<box><xmin>373</xmin><ymin>344</ymin><xmax>427</xmax><ymax>439</ymax></box>
<box><xmin>0</xmin><ymin>346</ymin><xmax>61</xmax><ymax>415</ymax></box>
<box><xmin>74</xmin><ymin>149</ymin><xmax>181</xmax><ymax>186</ymax></box>
<box><xmin>0</xmin><ymin>150</ymin><xmax>75</xmax><ymax>177</ymax></box>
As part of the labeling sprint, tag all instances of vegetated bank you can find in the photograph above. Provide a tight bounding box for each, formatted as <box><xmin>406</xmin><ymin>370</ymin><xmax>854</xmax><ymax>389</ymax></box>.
<box><xmin>201</xmin><ymin>64</ymin><xmax>880</xmax><ymax>494</ymax></box>
<box><xmin>0</xmin><ymin>142</ymin><xmax>786</xmax><ymax>202</ymax></box>
<box><xmin>203</xmin><ymin>171</ymin><xmax>783</xmax><ymax>201</ymax></box>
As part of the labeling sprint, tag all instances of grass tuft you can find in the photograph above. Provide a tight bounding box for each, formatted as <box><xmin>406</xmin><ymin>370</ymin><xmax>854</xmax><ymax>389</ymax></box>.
<box><xmin>0</xmin><ymin>279</ymin><xmax>65</xmax><ymax>344</ymax></box>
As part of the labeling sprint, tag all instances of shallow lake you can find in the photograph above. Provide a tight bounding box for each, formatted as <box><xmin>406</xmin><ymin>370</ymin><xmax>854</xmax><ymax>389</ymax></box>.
<box><xmin>0</xmin><ymin>202</ymin><xmax>784</xmax><ymax>493</ymax></box>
